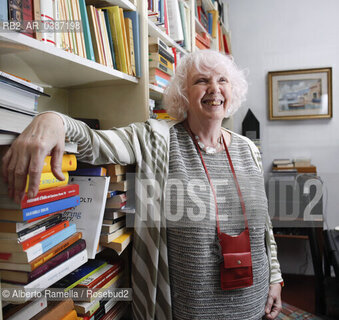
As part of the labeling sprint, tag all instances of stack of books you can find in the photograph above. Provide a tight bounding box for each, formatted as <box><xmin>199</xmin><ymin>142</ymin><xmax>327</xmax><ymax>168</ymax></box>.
<box><xmin>148</xmin><ymin>37</ymin><xmax>174</xmax><ymax>89</ymax></box>
<box><xmin>272</xmin><ymin>158</ymin><xmax>317</xmax><ymax>174</ymax></box>
<box><xmin>0</xmin><ymin>154</ymin><xmax>88</xmax><ymax>301</ymax></box>
<box><xmin>0</xmin><ymin>71</ymin><xmax>49</xmax><ymax>145</ymax></box>
<box><xmin>99</xmin><ymin>164</ymin><xmax>133</xmax><ymax>255</ymax></box>
<box><xmin>66</xmin><ymin>257</ymin><xmax>127</xmax><ymax>319</ymax></box>
<box><xmin>293</xmin><ymin>158</ymin><xmax>317</xmax><ymax>174</ymax></box>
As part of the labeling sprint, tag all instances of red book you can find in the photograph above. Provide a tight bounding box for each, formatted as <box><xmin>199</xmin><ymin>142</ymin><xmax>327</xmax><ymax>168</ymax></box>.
<box><xmin>149</xmin><ymin>68</ymin><xmax>171</xmax><ymax>81</ymax></box>
<box><xmin>223</xmin><ymin>34</ymin><xmax>230</xmax><ymax>54</ymax></box>
<box><xmin>22</xmin><ymin>0</ymin><xmax>34</xmax><ymax>38</ymax></box>
<box><xmin>77</xmin><ymin>262</ymin><xmax>122</xmax><ymax>289</ymax></box>
<box><xmin>163</xmin><ymin>0</ymin><xmax>169</xmax><ymax>35</ymax></box>
<box><xmin>195</xmin><ymin>38</ymin><xmax>208</xmax><ymax>50</ymax></box>
<box><xmin>0</xmin><ymin>184</ymin><xmax>80</xmax><ymax>210</ymax></box>
<box><xmin>93</xmin><ymin>267</ymin><xmax>122</xmax><ymax>289</ymax></box>
<box><xmin>172</xmin><ymin>47</ymin><xmax>177</xmax><ymax>69</ymax></box>
<box><xmin>195</xmin><ymin>33</ymin><xmax>210</xmax><ymax>48</ymax></box>
<box><xmin>21</xmin><ymin>220</ymin><xmax>70</xmax><ymax>250</ymax></box>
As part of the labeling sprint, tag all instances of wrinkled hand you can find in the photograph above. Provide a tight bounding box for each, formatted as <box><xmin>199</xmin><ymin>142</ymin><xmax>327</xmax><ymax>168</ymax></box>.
<box><xmin>265</xmin><ymin>283</ymin><xmax>282</xmax><ymax>319</ymax></box>
<box><xmin>1</xmin><ymin>112</ymin><xmax>65</xmax><ymax>203</ymax></box>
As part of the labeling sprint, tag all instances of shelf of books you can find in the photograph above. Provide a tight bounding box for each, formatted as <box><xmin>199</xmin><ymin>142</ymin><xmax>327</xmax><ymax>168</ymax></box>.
<box><xmin>0</xmin><ymin>32</ymin><xmax>138</xmax><ymax>88</ymax></box>
<box><xmin>148</xmin><ymin>19</ymin><xmax>187</xmax><ymax>55</ymax></box>
<box><xmin>86</xmin><ymin>0</ymin><xmax>136</xmax><ymax>11</ymax></box>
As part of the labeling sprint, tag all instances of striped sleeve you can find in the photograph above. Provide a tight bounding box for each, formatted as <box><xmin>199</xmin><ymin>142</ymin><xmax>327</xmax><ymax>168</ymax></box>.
<box><xmin>56</xmin><ymin>112</ymin><xmax>138</xmax><ymax>166</ymax></box>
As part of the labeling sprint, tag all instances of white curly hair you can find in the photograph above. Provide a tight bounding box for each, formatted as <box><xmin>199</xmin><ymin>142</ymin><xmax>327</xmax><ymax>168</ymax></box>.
<box><xmin>163</xmin><ymin>49</ymin><xmax>248</xmax><ymax>120</ymax></box>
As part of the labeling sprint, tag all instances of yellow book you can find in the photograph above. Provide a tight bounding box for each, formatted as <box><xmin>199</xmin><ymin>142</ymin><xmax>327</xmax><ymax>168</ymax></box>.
<box><xmin>61</xmin><ymin>309</ymin><xmax>78</xmax><ymax>320</ymax></box>
<box><xmin>103</xmin><ymin>6</ymin><xmax>128</xmax><ymax>74</ymax></box>
<box><xmin>209</xmin><ymin>10</ymin><xmax>219</xmax><ymax>38</ymax></box>
<box><xmin>124</xmin><ymin>17</ymin><xmax>136</xmax><ymax>76</ymax></box>
<box><xmin>42</xmin><ymin>154</ymin><xmax>77</xmax><ymax>173</ymax></box>
<box><xmin>101</xmin><ymin>231</ymin><xmax>132</xmax><ymax>252</ymax></box>
<box><xmin>120</xmin><ymin>8</ymin><xmax>131</xmax><ymax>75</ymax></box>
<box><xmin>149</xmin><ymin>53</ymin><xmax>173</xmax><ymax>70</ymax></box>
<box><xmin>25</xmin><ymin>172</ymin><xmax>69</xmax><ymax>192</ymax></box>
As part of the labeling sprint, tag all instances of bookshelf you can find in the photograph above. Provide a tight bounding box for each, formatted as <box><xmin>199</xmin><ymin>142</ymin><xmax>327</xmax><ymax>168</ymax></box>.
<box><xmin>0</xmin><ymin>0</ymin><xmax>230</xmax><ymax>317</ymax></box>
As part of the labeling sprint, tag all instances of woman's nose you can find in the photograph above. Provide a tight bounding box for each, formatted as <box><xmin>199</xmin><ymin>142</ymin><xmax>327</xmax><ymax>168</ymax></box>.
<box><xmin>207</xmin><ymin>80</ymin><xmax>220</xmax><ymax>93</ymax></box>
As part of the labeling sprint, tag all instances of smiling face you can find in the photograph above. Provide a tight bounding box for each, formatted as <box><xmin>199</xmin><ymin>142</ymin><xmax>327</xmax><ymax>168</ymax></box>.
<box><xmin>186</xmin><ymin>64</ymin><xmax>232</xmax><ymax>123</ymax></box>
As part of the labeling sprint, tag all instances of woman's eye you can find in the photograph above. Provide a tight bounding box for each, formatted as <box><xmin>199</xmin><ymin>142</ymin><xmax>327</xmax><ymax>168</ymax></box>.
<box><xmin>195</xmin><ymin>78</ymin><xmax>207</xmax><ymax>84</ymax></box>
<box><xmin>219</xmin><ymin>77</ymin><xmax>229</xmax><ymax>83</ymax></box>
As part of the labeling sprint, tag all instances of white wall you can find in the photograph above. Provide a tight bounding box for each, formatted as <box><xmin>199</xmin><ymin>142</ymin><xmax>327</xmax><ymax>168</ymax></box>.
<box><xmin>226</xmin><ymin>0</ymin><xmax>339</xmax><ymax>229</ymax></box>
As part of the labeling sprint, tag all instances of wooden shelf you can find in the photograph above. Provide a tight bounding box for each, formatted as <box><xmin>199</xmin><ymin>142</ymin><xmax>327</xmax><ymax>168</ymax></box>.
<box><xmin>195</xmin><ymin>17</ymin><xmax>211</xmax><ymax>39</ymax></box>
<box><xmin>84</xmin><ymin>0</ymin><xmax>136</xmax><ymax>11</ymax></box>
<box><xmin>274</xmin><ymin>233</ymin><xmax>309</xmax><ymax>240</ymax></box>
<box><xmin>148</xmin><ymin>20</ymin><xmax>188</xmax><ymax>55</ymax></box>
<box><xmin>149</xmin><ymin>84</ymin><xmax>164</xmax><ymax>101</ymax></box>
<box><xmin>0</xmin><ymin>32</ymin><xmax>138</xmax><ymax>88</ymax></box>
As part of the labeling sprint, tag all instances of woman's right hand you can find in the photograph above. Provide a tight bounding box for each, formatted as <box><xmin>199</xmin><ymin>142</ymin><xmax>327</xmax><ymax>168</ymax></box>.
<box><xmin>1</xmin><ymin>112</ymin><xmax>66</xmax><ymax>203</ymax></box>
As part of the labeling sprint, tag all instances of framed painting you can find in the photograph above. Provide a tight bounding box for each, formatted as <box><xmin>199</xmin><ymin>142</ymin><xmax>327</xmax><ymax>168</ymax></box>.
<box><xmin>268</xmin><ymin>68</ymin><xmax>332</xmax><ymax>120</ymax></box>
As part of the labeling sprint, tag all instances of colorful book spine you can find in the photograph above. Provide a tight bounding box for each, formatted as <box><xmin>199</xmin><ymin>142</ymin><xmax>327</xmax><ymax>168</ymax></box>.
<box><xmin>69</xmin><ymin>167</ymin><xmax>107</xmax><ymax>176</ymax></box>
<box><xmin>30</xmin><ymin>232</ymin><xmax>82</xmax><ymax>269</ymax></box>
<box><xmin>0</xmin><ymin>184</ymin><xmax>80</xmax><ymax>210</ymax></box>
<box><xmin>26</xmin><ymin>239</ymin><xmax>86</xmax><ymax>283</ymax></box>
<box><xmin>124</xmin><ymin>11</ymin><xmax>141</xmax><ymax>77</ymax></box>
<box><xmin>42</xmin><ymin>154</ymin><xmax>77</xmax><ymax>173</ymax></box>
<box><xmin>103</xmin><ymin>9</ymin><xmax>117</xmax><ymax>69</ymax></box>
<box><xmin>77</xmin><ymin>262</ymin><xmax>121</xmax><ymax>288</ymax></box>
<box><xmin>25</xmin><ymin>224</ymin><xmax>77</xmax><ymax>261</ymax></box>
<box><xmin>22</xmin><ymin>0</ymin><xmax>34</xmax><ymax>38</ymax></box>
<box><xmin>54</xmin><ymin>259</ymin><xmax>107</xmax><ymax>291</ymax></box>
<box><xmin>22</xmin><ymin>195</ymin><xmax>80</xmax><ymax>221</ymax></box>
<box><xmin>17</xmin><ymin>214</ymin><xmax>64</xmax><ymax>242</ymax></box>
<box><xmin>25</xmin><ymin>171</ymin><xmax>70</xmax><ymax>192</ymax></box>
<box><xmin>20</xmin><ymin>220</ymin><xmax>70</xmax><ymax>250</ymax></box>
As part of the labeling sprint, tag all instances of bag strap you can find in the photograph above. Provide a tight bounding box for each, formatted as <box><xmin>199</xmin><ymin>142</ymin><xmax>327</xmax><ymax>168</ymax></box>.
<box><xmin>189</xmin><ymin>129</ymin><xmax>249</xmax><ymax>237</ymax></box>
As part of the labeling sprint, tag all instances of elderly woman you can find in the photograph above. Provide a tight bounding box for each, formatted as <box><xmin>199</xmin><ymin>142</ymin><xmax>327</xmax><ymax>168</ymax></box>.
<box><xmin>2</xmin><ymin>50</ymin><xmax>283</xmax><ymax>320</ymax></box>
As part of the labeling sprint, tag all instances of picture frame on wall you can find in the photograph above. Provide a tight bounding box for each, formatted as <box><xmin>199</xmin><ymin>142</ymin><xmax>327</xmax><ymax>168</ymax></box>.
<box><xmin>268</xmin><ymin>67</ymin><xmax>332</xmax><ymax>120</ymax></box>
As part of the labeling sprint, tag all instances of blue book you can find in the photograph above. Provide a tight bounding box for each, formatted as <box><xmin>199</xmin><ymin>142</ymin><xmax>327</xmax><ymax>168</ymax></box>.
<box><xmin>0</xmin><ymin>1</ymin><xmax>8</xmax><ymax>21</ymax></box>
<box><xmin>53</xmin><ymin>259</ymin><xmax>107</xmax><ymax>290</ymax></box>
<box><xmin>26</xmin><ymin>224</ymin><xmax>77</xmax><ymax>258</ymax></box>
<box><xmin>103</xmin><ymin>9</ymin><xmax>117</xmax><ymax>70</ymax></box>
<box><xmin>155</xmin><ymin>75</ymin><xmax>169</xmax><ymax>87</ymax></box>
<box><xmin>159</xmin><ymin>0</ymin><xmax>164</xmax><ymax>24</ymax></box>
<box><xmin>124</xmin><ymin>11</ymin><xmax>141</xmax><ymax>77</ymax></box>
<box><xmin>208</xmin><ymin>12</ymin><xmax>213</xmax><ymax>35</ymax></box>
<box><xmin>22</xmin><ymin>196</ymin><xmax>80</xmax><ymax>221</ymax></box>
<box><xmin>70</xmin><ymin>167</ymin><xmax>106</xmax><ymax>177</ymax></box>
<box><xmin>78</xmin><ymin>0</ymin><xmax>95</xmax><ymax>61</ymax></box>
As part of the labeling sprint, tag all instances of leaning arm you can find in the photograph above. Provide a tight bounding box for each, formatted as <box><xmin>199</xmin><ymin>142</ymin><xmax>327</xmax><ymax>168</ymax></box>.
<box><xmin>53</xmin><ymin>112</ymin><xmax>137</xmax><ymax>166</ymax></box>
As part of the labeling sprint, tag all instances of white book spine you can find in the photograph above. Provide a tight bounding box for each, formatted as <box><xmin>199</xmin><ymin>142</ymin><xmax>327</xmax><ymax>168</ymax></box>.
<box><xmin>40</xmin><ymin>0</ymin><xmax>56</xmax><ymax>46</ymax></box>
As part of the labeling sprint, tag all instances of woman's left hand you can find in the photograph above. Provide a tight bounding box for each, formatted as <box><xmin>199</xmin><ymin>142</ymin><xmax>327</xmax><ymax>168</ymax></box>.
<box><xmin>264</xmin><ymin>283</ymin><xmax>282</xmax><ymax>319</ymax></box>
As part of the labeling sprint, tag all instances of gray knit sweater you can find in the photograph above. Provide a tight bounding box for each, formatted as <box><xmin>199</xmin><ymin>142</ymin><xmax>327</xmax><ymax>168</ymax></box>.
<box><xmin>166</xmin><ymin>123</ymin><xmax>269</xmax><ymax>319</ymax></box>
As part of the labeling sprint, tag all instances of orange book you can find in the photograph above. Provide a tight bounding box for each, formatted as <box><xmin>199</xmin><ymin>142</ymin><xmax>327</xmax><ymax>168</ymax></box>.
<box><xmin>21</xmin><ymin>221</ymin><xmax>70</xmax><ymax>250</ymax></box>
<box><xmin>61</xmin><ymin>309</ymin><xmax>78</xmax><ymax>320</ymax></box>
